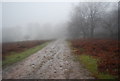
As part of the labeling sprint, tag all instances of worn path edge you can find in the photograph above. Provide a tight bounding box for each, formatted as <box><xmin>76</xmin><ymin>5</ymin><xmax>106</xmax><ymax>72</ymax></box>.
<box><xmin>3</xmin><ymin>39</ymin><xmax>94</xmax><ymax>79</ymax></box>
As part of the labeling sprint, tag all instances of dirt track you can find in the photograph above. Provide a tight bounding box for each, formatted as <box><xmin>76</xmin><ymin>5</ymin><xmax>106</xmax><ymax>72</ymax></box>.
<box><xmin>2</xmin><ymin>40</ymin><xmax>94</xmax><ymax>79</ymax></box>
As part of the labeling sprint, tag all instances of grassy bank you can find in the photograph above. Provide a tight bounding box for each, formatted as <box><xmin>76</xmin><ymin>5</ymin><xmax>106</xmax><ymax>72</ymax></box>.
<box><xmin>3</xmin><ymin>42</ymin><xmax>49</xmax><ymax>67</ymax></box>
<box><xmin>68</xmin><ymin>40</ymin><xmax>117</xmax><ymax>79</ymax></box>
<box><xmin>74</xmin><ymin>54</ymin><xmax>116</xmax><ymax>79</ymax></box>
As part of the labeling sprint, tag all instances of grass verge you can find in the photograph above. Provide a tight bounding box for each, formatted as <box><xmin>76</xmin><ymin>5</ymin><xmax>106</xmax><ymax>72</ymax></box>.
<box><xmin>2</xmin><ymin>42</ymin><xmax>49</xmax><ymax>67</ymax></box>
<box><xmin>75</xmin><ymin>54</ymin><xmax>116</xmax><ymax>79</ymax></box>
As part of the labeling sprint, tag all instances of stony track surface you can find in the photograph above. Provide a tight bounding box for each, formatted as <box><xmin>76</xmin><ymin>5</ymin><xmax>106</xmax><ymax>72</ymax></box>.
<box><xmin>2</xmin><ymin>40</ymin><xmax>94</xmax><ymax>79</ymax></box>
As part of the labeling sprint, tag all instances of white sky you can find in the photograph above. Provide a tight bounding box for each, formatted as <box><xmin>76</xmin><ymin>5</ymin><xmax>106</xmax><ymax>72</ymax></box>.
<box><xmin>2</xmin><ymin>2</ymin><xmax>72</xmax><ymax>27</ymax></box>
<box><xmin>1</xmin><ymin>0</ymin><xmax>119</xmax><ymax>28</ymax></box>
<box><xmin>1</xmin><ymin>0</ymin><xmax>119</xmax><ymax>2</ymax></box>
<box><xmin>0</xmin><ymin>0</ymin><xmax>118</xmax><ymax>43</ymax></box>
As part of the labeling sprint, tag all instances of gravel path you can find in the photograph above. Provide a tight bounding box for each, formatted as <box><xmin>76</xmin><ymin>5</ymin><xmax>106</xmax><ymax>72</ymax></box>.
<box><xmin>2</xmin><ymin>40</ymin><xmax>94</xmax><ymax>79</ymax></box>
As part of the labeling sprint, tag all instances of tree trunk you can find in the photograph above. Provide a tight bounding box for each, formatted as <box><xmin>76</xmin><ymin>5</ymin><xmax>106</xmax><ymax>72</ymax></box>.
<box><xmin>109</xmin><ymin>30</ymin><xmax>114</xmax><ymax>38</ymax></box>
<box><xmin>83</xmin><ymin>32</ymin><xmax>86</xmax><ymax>38</ymax></box>
<box><xmin>90</xmin><ymin>24</ymin><xmax>95</xmax><ymax>38</ymax></box>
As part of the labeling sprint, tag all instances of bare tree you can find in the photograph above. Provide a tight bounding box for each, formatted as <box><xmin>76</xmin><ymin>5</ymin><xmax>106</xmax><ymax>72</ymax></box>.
<box><xmin>68</xmin><ymin>2</ymin><xmax>108</xmax><ymax>39</ymax></box>
<box><xmin>86</xmin><ymin>2</ymin><xmax>108</xmax><ymax>38</ymax></box>
<box><xmin>68</xmin><ymin>3</ymin><xmax>90</xmax><ymax>39</ymax></box>
<box><xmin>102</xmin><ymin>9</ymin><xmax>118</xmax><ymax>38</ymax></box>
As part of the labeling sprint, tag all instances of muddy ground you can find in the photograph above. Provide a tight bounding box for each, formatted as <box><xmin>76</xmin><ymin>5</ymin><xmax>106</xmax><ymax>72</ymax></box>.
<box><xmin>2</xmin><ymin>40</ymin><xmax>94</xmax><ymax>79</ymax></box>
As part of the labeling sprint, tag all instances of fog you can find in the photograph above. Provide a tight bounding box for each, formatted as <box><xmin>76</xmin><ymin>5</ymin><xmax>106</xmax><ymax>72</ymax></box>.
<box><xmin>2</xmin><ymin>2</ymin><xmax>72</xmax><ymax>42</ymax></box>
<box><xmin>2</xmin><ymin>2</ymin><xmax>118</xmax><ymax>42</ymax></box>
<box><xmin>67</xmin><ymin>2</ymin><xmax>118</xmax><ymax>39</ymax></box>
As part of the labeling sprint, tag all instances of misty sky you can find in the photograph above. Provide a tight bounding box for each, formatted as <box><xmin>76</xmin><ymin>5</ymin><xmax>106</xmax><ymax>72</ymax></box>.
<box><xmin>2</xmin><ymin>2</ymin><xmax>75</xmax><ymax>42</ymax></box>
<box><xmin>2</xmin><ymin>0</ymin><xmax>118</xmax><ymax>28</ymax></box>
<box><xmin>1</xmin><ymin>1</ymin><xmax>118</xmax><ymax>42</ymax></box>
<box><xmin>3</xmin><ymin>2</ymin><xmax>72</xmax><ymax>28</ymax></box>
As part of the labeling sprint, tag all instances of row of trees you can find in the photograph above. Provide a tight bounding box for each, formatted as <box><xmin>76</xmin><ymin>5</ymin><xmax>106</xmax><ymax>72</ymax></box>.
<box><xmin>68</xmin><ymin>2</ymin><xmax>118</xmax><ymax>39</ymax></box>
<box><xmin>2</xmin><ymin>22</ymin><xmax>68</xmax><ymax>43</ymax></box>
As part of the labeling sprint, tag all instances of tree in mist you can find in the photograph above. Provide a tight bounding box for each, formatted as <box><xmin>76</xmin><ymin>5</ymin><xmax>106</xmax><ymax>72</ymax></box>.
<box><xmin>2</xmin><ymin>27</ymin><xmax>24</xmax><ymax>42</ymax></box>
<box><xmin>68</xmin><ymin>3</ymin><xmax>89</xmax><ymax>38</ymax></box>
<box><xmin>100</xmin><ymin>3</ymin><xmax>118</xmax><ymax>39</ymax></box>
<box><xmin>68</xmin><ymin>2</ymin><xmax>109</xmax><ymax>38</ymax></box>
<box><xmin>24</xmin><ymin>35</ymin><xmax>30</xmax><ymax>41</ymax></box>
<box><xmin>102</xmin><ymin>9</ymin><xmax>118</xmax><ymax>38</ymax></box>
<box><xmin>118</xmin><ymin>2</ymin><xmax>120</xmax><ymax>40</ymax></box>
<box><xmin>87</xmin><ymin>2</ymin><xmax>107</xmax><ymax>38</ymax></box>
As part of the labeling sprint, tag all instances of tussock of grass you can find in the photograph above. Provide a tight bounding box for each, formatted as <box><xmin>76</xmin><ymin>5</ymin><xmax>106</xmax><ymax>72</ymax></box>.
<box><xmin>75</xmin><ymin>54</ymin><xmax>116</xmax><ymax>79</ymax></box>
<box><xmin>78</xmin><ymin>55</ymin><xmax>98</xmax><ymax>73</ymax></box>
<box><xmin>3</xmin><ymin>42</ymin><xmax>49</xmax><ymax>67</ymax></box>
<box><xmin>98</xmin><ymin>73</ymin><xmax>116</xmax><ymax>79</ymax></box>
